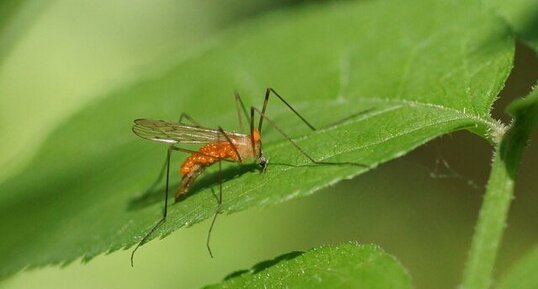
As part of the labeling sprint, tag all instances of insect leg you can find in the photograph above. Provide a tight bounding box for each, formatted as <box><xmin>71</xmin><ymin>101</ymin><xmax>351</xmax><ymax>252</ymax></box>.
<box><xmin>178</xmin><ymin>113</ymin><xmax>202</xmax><ymax>127</ymax></box>
<box><xmin>253</xmin><ymin>107</ymin><xmax>366</xmax><ymax>167</ymax></box>
<box><xmin>139</xmin><ymin>113</ymin><xmax>204</xmax><ymax>200</ymax></box>
<box><xmin>206</xmin><ymin>158</ymin><xmax>223</xmax><ymax>258</ymax></box>
<box><xmin>258</xmin><ymin>88</ymin><xmax>316</xmax><ymax>134</ymax></box>
<box><xmin>131</xmin><ymin>146</ymin><xmax>172</xmax><ymax>267</ymax></box>
<box><xmin>139</xmin><ymin>150</ymin><xmax>169</xmax><ymax>201</ymax></box>
<box><xmin>217</xmin><ymin>126</ymin><xmax>243</xmax><ymax>163</ymax></box>
<box><xmin>131</xmin><ymin>145</ymin><xmax>218</xmax><ymax>266</ymax></box>
<box><xmin>250</xmin><ymin>104</ymin><xmax>256</xmax><ymax>157</ymax></box>
<box><xmin>234</xmin><ymin>91</ymin><xmax>250</xmax><ymax>132</ymax></box>
<box><xmin>253</xmin><ymin>107</ymin><xmax>317</xmax><ymax>163</ymax></box>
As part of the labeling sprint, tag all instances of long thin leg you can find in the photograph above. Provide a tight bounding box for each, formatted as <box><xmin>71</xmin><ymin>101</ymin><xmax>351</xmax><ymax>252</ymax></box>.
<box><xmin>234</xmin><ymin>91</ymin><xmax>250</xmax><ymax>132</ymax></box>
<box><xmin>206</xmin><ymin>132</ymin><xmax>226</xmax><ymax>257</ymax></box>
<box><xmin>250</xmin><ymin>106</ymin><xmax>256</xmax><ymax>157</ymax></box>
<box><xmin>181</xmin><ymin>110</ymin><xmax>243</xmax><ymax>164</ymax></box>
<box><xmin>134</xmin><ymin>112</ymin><xmax>196</xmax><ymax>203</ymax></box>
<box><xmin>143</xmin><ymin>113</ymin><xmax>204</xmax><ymax>197</ymax></box>
<box><xmin>140</xmin><ymin>113</ymin><xmax>204</xmax><ymax>203</ymax></box>
<box><xmin>140</xmin><ymin>151</ymin><xmax>169</xmax><ymax>199</ymax></box>
<box><xmin>258</xmin><ymin>88</ymin><xmax>316</xmax><ymax>134</ymax></box>
<box><xmin>132</xmin><ymin>121</ymin><xmax>246</xmax><ymax>263</ymax></box>
<box><xmin>253</xmin><ymin>107</ymin><xmax>366</xmax><ymax>167</ymax></box>
<box><xmin>206</xmin><ymin>159</ymin><xmax>223</xmax><ymax>258</ymax></box>
<box><xmin>217</xmin><ymin>126</ymin><xmax>243</xmax><ymax>163</ymax></box>
<box><xmin>130</xmin><ymin>144</ymin><xmax>231</xmax><ymax>266</ymax></box>
<box><xmin>178</xmin><ymin>113</ymin><xmax>202</xmax><ymax>127</ymax></box>
<box><xmin>131</xmin><ymin>147</ymin><xmax>172</xmax><ymax>267</ymax></box>
<box><xmin>253</xmin><ymin>107</ymin><xmax>317</xmax><ymax>163</ymax></box>
<box><xmin>204</xmin><ymin>127</ymin><xmax>245</xmax><ymax>257</ymax></box>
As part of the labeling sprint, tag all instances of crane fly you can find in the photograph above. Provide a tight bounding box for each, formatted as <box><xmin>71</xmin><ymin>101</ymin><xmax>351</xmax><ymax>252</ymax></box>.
<box><xmin>130</xmin><ymin>88</ymin><xmax>323</xmax><ymax>266</ymax></box>
<box><xmin>133</xmin><ymin>119</ymin><xmax>265</xmax><ymax>198</ymax></box>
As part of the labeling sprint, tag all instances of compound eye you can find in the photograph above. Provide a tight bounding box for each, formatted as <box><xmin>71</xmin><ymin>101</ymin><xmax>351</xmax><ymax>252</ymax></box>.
<box><xmin>258</xmin><ymin>156</ymin><xmax>268</xmax><ymax>172</ymax></box>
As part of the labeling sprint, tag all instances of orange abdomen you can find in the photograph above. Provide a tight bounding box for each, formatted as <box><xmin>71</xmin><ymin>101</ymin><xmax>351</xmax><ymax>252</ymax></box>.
<box><xmin>180</xmin><ymin>142</ymin><xmax>240</xmax><ymax>175</ymax></box>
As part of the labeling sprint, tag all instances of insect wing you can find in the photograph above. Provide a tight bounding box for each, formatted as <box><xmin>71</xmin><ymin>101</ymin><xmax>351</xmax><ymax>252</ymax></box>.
<box><xmin>133</xmin><ymin>119</ymin><xmax>224</xmax><ymax>144</ymax></box>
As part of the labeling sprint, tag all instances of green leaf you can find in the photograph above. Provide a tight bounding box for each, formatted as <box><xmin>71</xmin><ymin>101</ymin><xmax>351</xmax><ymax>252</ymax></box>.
<box><xmin>497</xmin><ymin>246</ymin><xmax>538</xmax><ymax>289</ymax></box>
<box><xmin>0</xmin><ymin>0</ymin><xmax>513</xmax><ymax>277</ymax></box>
<box><xmin>204</xmin><ymin>243</ymin><xmax>412</xmax><ymax>289</ymax></box>
<box><xmin>502</xmin><ymin>87</ymin><xmax>538</xmax><ymax>174</ymax></box>
<box><xmin>506</xmin><ymin>86</ymin><xmax>538</xmax><ymax>134</ymax></box>
<box><xmin>486</xmin><ymin>0</ymin><xmax>538</xmax><ymax>52</ymax></box>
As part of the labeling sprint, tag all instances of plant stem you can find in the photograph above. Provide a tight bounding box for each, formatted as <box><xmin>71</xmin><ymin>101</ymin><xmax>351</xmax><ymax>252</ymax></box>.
<box><xmin>462</xmin><ymin>118</ymin><xmax>532</xmax><ymax>289</ymax></box>
<box><xmin>461</xmin><ymin>146</ymin><xmax>513</xmax><ymax>289</ymax></box>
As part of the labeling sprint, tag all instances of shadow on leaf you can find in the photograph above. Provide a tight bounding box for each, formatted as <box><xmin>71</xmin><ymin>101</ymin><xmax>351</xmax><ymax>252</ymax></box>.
<box><xmin>223</xmin><ymin>251</ymin><xmax>304</xmax><ymax>281</ymax></box>
<box><xmin>127</xmin><ymin>163</ymin><xmax>259</xmax><ymax>211</ymax></box>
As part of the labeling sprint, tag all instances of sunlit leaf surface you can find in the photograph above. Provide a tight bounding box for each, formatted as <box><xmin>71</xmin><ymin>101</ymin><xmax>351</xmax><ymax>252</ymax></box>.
<box><xmin>0</xmin><ymin>0</ymin><xmax>513</xmax><ymax>277</ymax></box>
<box><xmin>205</xmin><ymin>243</ymin><xmax>412</xmax><ymax>289</ymax></box>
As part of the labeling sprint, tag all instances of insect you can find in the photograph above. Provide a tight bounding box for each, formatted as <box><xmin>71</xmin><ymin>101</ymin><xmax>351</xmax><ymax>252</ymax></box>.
<box><xmin>130</xmin><ymin>88</ymin><xmax>324</xmax><ymax>266</ymax></box>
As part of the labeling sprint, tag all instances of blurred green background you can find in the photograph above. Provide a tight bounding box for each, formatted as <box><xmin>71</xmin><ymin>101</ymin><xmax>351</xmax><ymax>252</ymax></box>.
<box><xmin>1</xmin><ymin>1</ymin><xmax>537</xmax><ymax>289</ymax></box>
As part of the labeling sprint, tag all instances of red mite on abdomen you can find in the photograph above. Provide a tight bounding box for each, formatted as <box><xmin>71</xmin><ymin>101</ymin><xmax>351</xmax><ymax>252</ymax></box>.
<box><xmin>178</xmin><ymin>129</ymin><xmax>261</xmax><ymax>199</ymax></box>
<box><xmin>132</xmin><ymin>117</ymin><xmax>264</xmax><ymax>201</ymax></box>
<box><xmin>180</xmin><ymin>142</ymin><xmax>240</xmax><ymax>175</ymax></box>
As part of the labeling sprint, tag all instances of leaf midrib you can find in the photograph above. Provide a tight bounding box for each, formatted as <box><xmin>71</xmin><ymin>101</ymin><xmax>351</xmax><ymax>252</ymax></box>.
<box><xmin>260</xmin><ymin>97</ymin><xmax>502</xmax><ymax>149</ymax></box>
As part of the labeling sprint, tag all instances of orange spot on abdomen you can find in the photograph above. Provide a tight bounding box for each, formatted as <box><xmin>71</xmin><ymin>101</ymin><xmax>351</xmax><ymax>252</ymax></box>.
<box><xmin>180</xmin><ymin>142</ymin><xmax>240</xmax><ymax>175</ymax></box>
<box><xmin>251</xmin><ymin>129</ymin><xmax>261</xmax><ymax>142</ymax></box>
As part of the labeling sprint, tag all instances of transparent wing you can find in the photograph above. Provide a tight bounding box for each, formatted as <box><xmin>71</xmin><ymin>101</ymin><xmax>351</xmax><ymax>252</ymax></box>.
<box><xmin>132</xmin><ymin>119</ymin><xmax>243</xmax><ymax>144</ymax></box>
